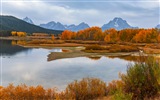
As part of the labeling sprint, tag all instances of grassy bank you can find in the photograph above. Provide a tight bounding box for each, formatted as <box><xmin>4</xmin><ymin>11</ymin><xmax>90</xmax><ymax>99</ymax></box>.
<box><xmin>1</xmin><ymin>37</ymin><xmax>160</xmax><ymax>54</ymax></box>
<box><xmin>17</xmin><ymin>40</ymin><xmax>160</xmax><ymax>54</ymax></box>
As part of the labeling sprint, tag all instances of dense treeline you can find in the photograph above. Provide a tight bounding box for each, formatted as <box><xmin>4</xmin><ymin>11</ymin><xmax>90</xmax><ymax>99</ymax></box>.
<box><xmin>61</xmin><ymin>27</ymin><xmax>160</xmax><ymax>43</ymax></box>
<box><xmin>0</xmin><ymin>30</ymin><xmax>12</xmax><ymax>36</ymax></box>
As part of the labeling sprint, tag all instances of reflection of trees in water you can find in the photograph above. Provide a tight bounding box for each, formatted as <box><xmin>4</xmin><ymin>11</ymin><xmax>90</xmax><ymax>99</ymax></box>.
<box><xmin>0</xmin><ymin>40</ymin><xmax>31</xmax><ymax>56</ymax></box>
<box><xmin>87</xmin><ymin>56</ymin><xmax>101</xmax><ymax>60</ymax></box>
<box><xmin>108</xmin><ymin>55</ymin><xmax>146</xmax><ymax>62</ymax></box>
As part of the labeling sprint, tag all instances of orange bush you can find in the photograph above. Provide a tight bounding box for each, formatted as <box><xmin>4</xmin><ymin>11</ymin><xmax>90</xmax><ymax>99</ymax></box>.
<box><xmin>64</xmin><ymin>78</ymin><xmax>107</xmax><ymax>100</ymax></box>
<box><xmin>0</xmin><ymin>78</ymin><xmax>107</xmax><ymax>100</ymax></box>
<box><xmin>0</xmin><ymin>84</ymin><xmax>56</xmax><ymax>100</ymax></box>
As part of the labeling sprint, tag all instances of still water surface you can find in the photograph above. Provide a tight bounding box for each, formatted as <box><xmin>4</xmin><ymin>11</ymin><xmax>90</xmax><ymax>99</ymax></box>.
<box><xmin>1</xmin><ymin>40</ymin><xmax>129</xmax><ymax>90</ymax></box>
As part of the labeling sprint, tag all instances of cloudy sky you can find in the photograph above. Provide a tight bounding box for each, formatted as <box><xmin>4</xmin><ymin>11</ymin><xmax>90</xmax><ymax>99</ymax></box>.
<box><xmin>1</xmin><ymin>0</ymin><xmax>159</xmax><ymax>28</ymax></box>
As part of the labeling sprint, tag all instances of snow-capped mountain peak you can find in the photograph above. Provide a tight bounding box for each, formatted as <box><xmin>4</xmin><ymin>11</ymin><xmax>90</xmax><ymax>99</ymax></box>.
<box><xmin>101</xmin><ymin>17</ymin><xmax>136</xmax><ymax>31</ymax></box>
<box><xmin>114</xmin><ymin>18</ymin><xmax>119</xmax><ymax>27</ymax></box>
<box><xmin>23</xmin><ymin>17</ymin><xmax>34</xmax><ymax>24</ymax></box>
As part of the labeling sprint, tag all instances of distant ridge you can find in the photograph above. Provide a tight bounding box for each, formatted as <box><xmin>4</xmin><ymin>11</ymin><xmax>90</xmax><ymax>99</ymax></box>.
<box><xmin>40</xmin><ymin>21</ymin><xmax>90</xmax><ymax>32</ymax></box>
<box><xmin>0</xmin><ymin>15</ymin><xmax>62</xmax><ymax>34</ymax></box>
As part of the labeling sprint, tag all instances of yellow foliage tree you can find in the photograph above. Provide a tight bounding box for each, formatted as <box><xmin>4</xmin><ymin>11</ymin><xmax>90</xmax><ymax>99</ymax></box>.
<box><xmin>104</xmin><ymin>34</ymin><xmax>111</xmax><ymax>43</ymax></box>
<box><xmin>11</xmin><ymin>31</ymin><xmax>17</xmax><ymax>36</ymax></box>
<box><xmin>17</xmin><ymin>32</ymin><xmax>27</xmax><ymax>37</ymax></box>
<box><xmin>103</xmin><ymin>28</ymin><xmax>118</xmax><ymax>43</ymax></box>
<box><xmin>61</xmin><ymin>30</ymin><xmax>73</xmax><ymax>40</ymax></box>
<box><xmin>51</xmin><ymin>35</ymin><xmax>55</xmax><ymax>40</ymax></box>
<box><xmin>134</xmin><ymin>29</ymin><xmax>147</xmax><ymax>43</ymax></box>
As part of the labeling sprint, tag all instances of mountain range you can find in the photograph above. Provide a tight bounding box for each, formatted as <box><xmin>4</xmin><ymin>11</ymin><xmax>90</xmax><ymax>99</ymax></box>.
<box><xmin>0</xmin><ymin>15</ymin><xmax>159</xmax><ymax>35</ymax></box>
<box><xmin>23</xmin><ymin>16</ymin><xmax>160</xmax><ymax>31</ymax></box>
<box><xmin>0</xmin><ymin>15</ymin><xmax>62</xmax><ymax>34</ymax></box>
<box><xmin>24</xmin><ymin>17</ymin><xmax>138</xmax><ymax>31</ymax></box>
<box><xmin>40</xmin><ymin>21</ymin><xmax>90</xmax><ymax>32</ymax></box>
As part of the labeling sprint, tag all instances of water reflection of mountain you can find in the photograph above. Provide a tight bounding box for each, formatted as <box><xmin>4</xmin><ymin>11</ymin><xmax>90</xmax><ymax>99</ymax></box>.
<box><xmin>0</xmin><ymin>40</ymin><xmax>31</xmax><ymax>56</ymax></box>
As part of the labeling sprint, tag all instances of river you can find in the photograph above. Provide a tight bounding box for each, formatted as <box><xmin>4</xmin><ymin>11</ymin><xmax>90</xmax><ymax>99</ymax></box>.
<box><xmin>0</xmin><ymin>40</ymin><xmax>129</xmax><ymax>91</ymax></box>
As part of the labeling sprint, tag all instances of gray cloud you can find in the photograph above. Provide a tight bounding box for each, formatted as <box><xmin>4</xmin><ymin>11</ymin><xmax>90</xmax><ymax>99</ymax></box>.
<box><xmin>1</xmin><ymin>0</ymin><xmax>159</xmax><ymax>28</ymax></box>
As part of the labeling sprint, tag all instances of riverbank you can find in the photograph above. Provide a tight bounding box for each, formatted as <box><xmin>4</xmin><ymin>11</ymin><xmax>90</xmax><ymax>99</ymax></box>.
<box><xmin>47</xmin><ymin>46</ymin><xmax>138</xmax><ymax>61</ymax></box>
<box><xmin>0</xmin><ymin>36</ymin><xmax>31</xmax><ymax>40</ymax></box>
<box><xmin>1</xmin><ymin>37</ymin><xmax>160</xmax><ymax>61</ymax></box>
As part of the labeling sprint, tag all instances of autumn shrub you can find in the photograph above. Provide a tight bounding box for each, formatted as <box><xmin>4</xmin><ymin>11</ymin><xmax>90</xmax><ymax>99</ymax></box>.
<box><xmin>0</xmin><ymin>84</ymin><xmax>56</xmax><ymax>100</ymax></box>
<box><xmin>107</xmin><ymin>80</ymin><xmax>124</xmax><ymax>95</ymax></box>
<box><xmin>113</xmin><ymin>89</ymin><xmax>132</xmax><ymax>100</ymax></box>
<box><xmin>120</xmin><ymin>56</ymin><xmax>160</xmax><ymax>99</ymax></box>
<box><xmin>109</xmin><ymin>44</ymin><xmax>138</xmax><ymax>52</ymax></box>
<box><xmin>64</xmin><ymin>78</ymin><xmax>107</xmax><ymax>100</ymax></box>
<box><xmin>106</xmin><ymin>79</ymin><xmax>132</xmax><ymax>100</ymax></box>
